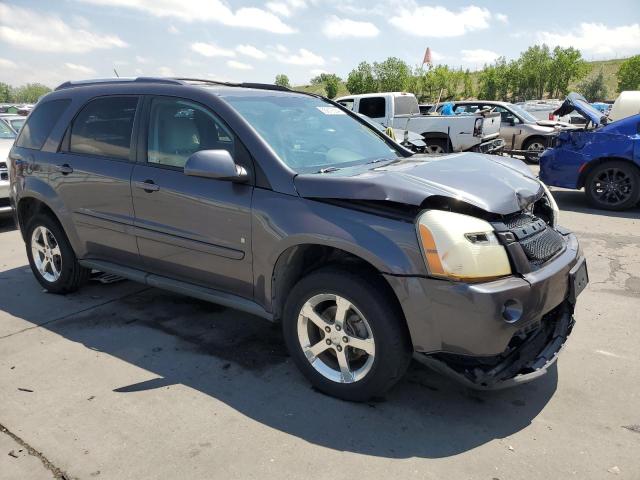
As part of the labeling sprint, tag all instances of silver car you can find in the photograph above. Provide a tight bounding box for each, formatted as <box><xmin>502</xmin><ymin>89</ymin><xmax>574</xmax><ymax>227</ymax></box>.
<box><xmin>443</xmin><ymin>100</ymin><xmax>575</xmax><ymax>162</ymax></box>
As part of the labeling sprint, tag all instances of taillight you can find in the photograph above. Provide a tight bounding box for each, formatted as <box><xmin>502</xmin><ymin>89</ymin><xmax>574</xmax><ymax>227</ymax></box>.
<box><xmin>473</xmin><ymin>117</ymin><xmax>483</xmax><ymax>136</ymax></box>
<box><xmin>548</xmin><ymin>113</ymin><xmax>556</xmax><ymax>121</ymax></box>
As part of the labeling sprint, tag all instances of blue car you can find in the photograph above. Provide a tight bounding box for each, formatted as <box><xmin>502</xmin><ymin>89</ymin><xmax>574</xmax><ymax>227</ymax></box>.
<box><xmin>540</xmin><ymin>93</ymin><xmax>640</xmax><ymax>210</ymax></box>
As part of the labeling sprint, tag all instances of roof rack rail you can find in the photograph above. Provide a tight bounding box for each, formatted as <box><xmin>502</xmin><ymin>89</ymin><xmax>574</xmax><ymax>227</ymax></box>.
<box><xmin>173</xmin><ymin>78</ymin><xmax>291</xmax><ymax>92</ymax></box>
<box><xmin>55</xmin><ymin>77</ymin><xmax>185</xmax><ymax>91</ymax></box>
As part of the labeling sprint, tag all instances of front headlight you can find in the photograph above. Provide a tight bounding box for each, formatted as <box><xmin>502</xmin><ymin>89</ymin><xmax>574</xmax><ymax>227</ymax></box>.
<box><xmin>416</xmin><ymin>210</ymin><xmax>511</xmax><ymax>282</ymax></box>
<box><xmin>540</xmin><ymin>181</ymin><xmax>559</xmax><ymax>227</ymax></box>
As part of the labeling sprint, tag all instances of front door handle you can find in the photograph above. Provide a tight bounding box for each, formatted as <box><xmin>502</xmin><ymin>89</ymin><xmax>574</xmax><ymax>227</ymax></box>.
<box><xmin>55</xmin><ymin>164</ymin><xmax>73</xmax><ymax>175</ymax></box>
<box><xmin>134</xmin><ymin>179</ymin><xmax>160</xmax><ymax>193</ymax></box>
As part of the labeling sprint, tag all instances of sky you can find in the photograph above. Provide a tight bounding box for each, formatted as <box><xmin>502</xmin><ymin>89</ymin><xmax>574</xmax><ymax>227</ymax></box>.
<box><xmin>0</xmin><ymin>0</ymin><xmax>639</xmax><ymax>88</ymax></box>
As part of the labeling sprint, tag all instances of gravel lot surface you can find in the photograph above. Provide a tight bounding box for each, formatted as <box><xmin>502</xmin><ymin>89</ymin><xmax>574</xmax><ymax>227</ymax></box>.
<box><xmin>1</xmin><ymin>169</ymin><xmax>639</xmax><ymax>479</ymax></box>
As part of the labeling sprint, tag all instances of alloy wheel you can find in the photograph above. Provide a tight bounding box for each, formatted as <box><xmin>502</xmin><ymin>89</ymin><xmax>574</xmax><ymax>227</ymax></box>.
<box><xmin>31</xmin><ymin>226</ymin><xmax>62</xmax><ymax>283</ymax></box>
<box><xmin>591</xmin><ymin>167</ymin><xmax>634</xmax><ymax>207</ymax></box>
<box><xmin>297</xmin><ymin>293</ymin><xmax>375</xmax><ymax>383</ymax></box>
<box><xmin>425</xmin><ymin>144</ymin><xmax>445</xmax><ymax>154</ymax></box>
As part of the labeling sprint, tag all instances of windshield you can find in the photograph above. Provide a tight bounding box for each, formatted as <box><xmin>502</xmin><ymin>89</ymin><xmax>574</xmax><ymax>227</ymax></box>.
<box><xmin>0</xmin><ymin>120</ymin><xmax>16</xmax><ymax>139</ymax></box>
<box><xmin>222</xmin><ymin>93</ymin><xmax>401</xmax><ymax>173</ymax></box>
<box><xmin>507</xmin><ymin>103</ymin><xmax>538</xmax><ymax>123</ymax></box>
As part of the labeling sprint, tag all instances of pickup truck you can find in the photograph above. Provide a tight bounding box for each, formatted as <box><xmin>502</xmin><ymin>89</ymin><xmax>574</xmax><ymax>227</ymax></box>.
<box><xmin>336</xmin><ymin>92</ymin><xmax>504</xmax><ymax>154</ymax></box>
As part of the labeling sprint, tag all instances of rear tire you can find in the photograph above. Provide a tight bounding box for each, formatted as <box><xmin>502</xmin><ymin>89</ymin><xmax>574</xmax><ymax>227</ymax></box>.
<box><xmin>423</xmin><ymin>138</ymin><xmax>448</xmax><ymax>154</ymax></box>
<box><xmin>282</xmin><ymin>267</ymin><xmax>412</xmax><ymax>401</ymax></box>
<box><xmin>25</xmin><ymin>213</ymin><xmax>90</xmax><ymax>294</ymax></box>
<box><xmin>584</xmin><ymin>161</ymin><xmax>640</xmax><ymax>211</ymax></box>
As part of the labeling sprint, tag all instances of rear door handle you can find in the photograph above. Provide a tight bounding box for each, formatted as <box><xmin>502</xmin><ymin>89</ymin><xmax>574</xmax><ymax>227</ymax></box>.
<box><xmin>134</xmin><ymin>180</ymin><xmax>160</xmax><ymax>192</ymax></box>
<box><xmin>55</xmin><ymin>164</ymin><xmax>73</xmax><ymax>174</ymax></box>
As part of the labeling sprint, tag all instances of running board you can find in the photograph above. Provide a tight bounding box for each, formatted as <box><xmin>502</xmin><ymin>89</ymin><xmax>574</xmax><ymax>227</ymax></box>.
<box><xmin>78</xmin><ymin>259</ymin><xmax>273</xmax><ymax>321</ymax></box>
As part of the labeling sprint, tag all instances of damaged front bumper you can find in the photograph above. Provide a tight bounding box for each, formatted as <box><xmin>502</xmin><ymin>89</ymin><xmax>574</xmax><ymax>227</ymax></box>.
<box><xmin>414</xmin><ymin>301</ymin><xmax>574</xmax><ymax>389</ymax></box>
<box><xmin>475</xmin><ymin>138</ymin><xmax>505</xmax><ymax>154</ymax></box>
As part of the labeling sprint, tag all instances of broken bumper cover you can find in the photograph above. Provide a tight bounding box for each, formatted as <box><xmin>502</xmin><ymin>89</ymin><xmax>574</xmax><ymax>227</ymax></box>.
<box><xmin>414</xmin><ymin>301</ymin><xmax>575</xmax><ymax>389</ymax></box>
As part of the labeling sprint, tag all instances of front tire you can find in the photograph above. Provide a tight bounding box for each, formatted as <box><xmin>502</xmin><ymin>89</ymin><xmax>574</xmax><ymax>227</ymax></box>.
<box><xmin>282</xmin><ymin>268</ymin><xmax>412</xmax><ymax>401</ymax></box>
<box><xmin>523</xmin><ymin>137</ymin><xmax>546</xmax><ymax>163</ymax></box>
<box><xmin>585</xmin><ymin>161</ymin><xmax>640</xmax><ymax>211</ymax></box>
<box><xmin>25</xmin><ymin>214</ymin><xmax>90</xmax><ymax>294</ymax></box>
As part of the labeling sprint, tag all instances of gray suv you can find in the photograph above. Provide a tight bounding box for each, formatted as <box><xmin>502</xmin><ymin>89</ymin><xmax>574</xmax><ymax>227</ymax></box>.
<box><xmin>9</xmin><ymin>78</ymin><xmax>588</xmax><ymax>401</ymax></box>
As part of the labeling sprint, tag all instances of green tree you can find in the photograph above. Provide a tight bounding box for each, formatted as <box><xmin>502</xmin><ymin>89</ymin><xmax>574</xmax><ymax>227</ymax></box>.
<box><xmin>0</xmin><ymin>82</ymin><xmax>11</xmax><ymax>103</ymax></box>
<box><xmin>274</xmin><ymin>74</ymin><xmax>291</xmax><ymax>88</ymax></box>
<box><xmin>578</xmin><ymin>68</ymin><xmax>609</xmax><ymax>101</ymax></box>
<box><xmin>324</xmin><ymin>76</ymin><xmax>340</xmax><ymax>99</ymax></box>
<box><xmin>373</xmin><ymin>57</ymin><xmax>411</xmax><ymax>92</ymax></box>
<box><xmin>11</xmin><ymin>83</ymin><xmax>51</xmax><ymax>103</ymax></box>
<box><xmin>311</xmin><ymin>73</ymin><xmax>341</xmax><ymax>85</ymax></box>
<box><xmin>345</xmin><ymin>61</ymin><xmax>377</xmax><ymax>94</ymax></box>
<box><xmin>617</xmin><ymin>55</ymin><xmax>640</xmax><ymax>92</ymax></box>
<box><xmin>547</xmin><ymin>46</ymin><xmax>588</xmax><ymax>98</ymax></box>
<box><xmin>518</xmin><ymin>44</ymin><xmax>552</xmax><ymax>99</ymax></box>
<box><xmin>478</xmin><ymin>64</ymin><xmax>499</xmax><ymax>100</ymax></box>
<box><xmin>462</xmin><ymin>69</ymin><xmax>474</xmax><ymax>99</ymax></box>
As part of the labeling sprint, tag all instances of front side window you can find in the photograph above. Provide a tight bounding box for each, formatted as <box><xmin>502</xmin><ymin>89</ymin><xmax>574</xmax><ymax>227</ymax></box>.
<box><xmin>9</xmin><ymin>117</ymin><xmax>26</xmax><ymax>132</ymax></box>
<box><xmin>16</xmin><ymin>99</ymin><xmax>70</xmax><ymax>149</ymax></box>
<box><xmin>70</xmin><ymin>96</ymin><xmax>138</xmax><ymax>160</ymax></box>
<box><xmin>147</xmin><ymin>97</ymin><xmax>235</xmax><ymax>169</ymax></box>
<box><xmin>222</xmin><ymin>92</ymin><xmax>401</xmax><ymax>173</ymax></box>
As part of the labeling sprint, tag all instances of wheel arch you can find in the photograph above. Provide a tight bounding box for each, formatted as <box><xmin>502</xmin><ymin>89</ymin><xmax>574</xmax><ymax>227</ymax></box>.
<box><xmin>577</xmin><ymin>156</ymin><xmax>640</xmax><ymax>189</ymax></box>
<box><xmin>420</xmin><ymin>132</ymin><xmax>452</xmax><ymax>151</ymax></box>
<box><xmin>270</xmin><ymin>243</ymin><xmax>407</xmax><ymax>330</ymax></box>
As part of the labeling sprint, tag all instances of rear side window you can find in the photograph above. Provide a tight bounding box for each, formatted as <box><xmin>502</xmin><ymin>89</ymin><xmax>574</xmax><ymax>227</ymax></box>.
<box><xmin>70</xmin><ymin>96</ymin><xmax>139</xmax><ymax>160</ymax></box>
<box><xmin>16</xmin><ymin>99</ymin><xmax>71</xmax><ymax>150</ymax></box>
<box><xmin>358</xmin><ymin>97</ymin><xmax>386</xmax><ymax>118</ymax></box>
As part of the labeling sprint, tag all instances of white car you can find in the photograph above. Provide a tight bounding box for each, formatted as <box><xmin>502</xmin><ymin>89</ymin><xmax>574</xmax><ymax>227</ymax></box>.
<box><xmin>0</xmin><ymin>121</ymin><xmax>16</xmax><ymax>217</ymax></box>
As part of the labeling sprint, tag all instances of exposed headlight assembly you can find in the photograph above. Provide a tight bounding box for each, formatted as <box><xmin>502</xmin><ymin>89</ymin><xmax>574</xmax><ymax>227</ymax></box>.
<box><xmin>539</xmin><ymin>181</ymin><xmax>560</xmax><ymax>228</ymax></box>
<box><xmin>416</xmin><ymin>210</ymin><xmax>511</xmax><ymax>282</ymax></box>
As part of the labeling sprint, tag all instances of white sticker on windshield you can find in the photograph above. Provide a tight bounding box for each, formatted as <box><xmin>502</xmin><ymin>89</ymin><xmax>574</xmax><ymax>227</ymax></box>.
<box><xmin>316</xmin><ymin>106</ymin><xmax>346</xmax><ymax>115</ymax></box>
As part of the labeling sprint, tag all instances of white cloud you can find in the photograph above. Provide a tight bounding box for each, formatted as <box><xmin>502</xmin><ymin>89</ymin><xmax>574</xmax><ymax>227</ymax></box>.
<box><xmin>274</xmin><ymin>48</ymin><xmax>325</xmax><ymax>66</ymax></box>
<box><xmin>236</xmin><ymin>44</ymin><xmax>267</xmax><ymax>60</ymax></box>
<box><xmin>460</xmin><ymin>49</ymin><xmax>500</xmax><ymax>64</ymax></box>
<box><xmin>158</xmin><ymin>66</ymin><xmax>175</xmax><ymax>76</ymax></box>
<box><xmin>64</xmin><ymin>63</ymin><xmax>96</xmax><ymax>75</ymax></box>
<box><xmin>78</xmin><ymin>0</ymin><xmax>296</xmax><ymax>34</ymax></box>
<box><xmin>495</xmin><ymin>13</ymin><xmax>508</xmax><ymax>24</ymax></box>
<box><xmin>389</xmin><ymin>5</ymin><xmax>491</xmax><ymax>37</ymax></box>
<box><xmin>322</xmin><ymin>15</ymin><xmax>379</xmax><ymax>38</ymax></box>
<box><xmin>135</xmin><ymin>55</ymin><xmax>151</xmax><ymax>64</ymax></box>
<box><xmin>539</xmin><ymin>23</ymin><xmax>640</xmax><ymax>57</ymax></box>
<box><xmin>0</xmin><ymin>58</ymin><xmax>17</xmax><ymax>69</ymax></box>
<box><xmin>267</xmin><ymin>2</ymin><xmax>292</xmax><ymax>17</ymax></box>
<box><xmin>191</xmin><ymin>42</ymin><xmax>236</xmax><ymax>58</ymax></box>
<box><xmin>310</xmin><ymin>69</ymin><xmax>328</xmax><ymax>76</ymax></box>
<box><xmin>226</xmin><ymin>60</ymin><xmax>253</xmax><ymax>70</ymax></box>
<box><xmin>168</xmin><ymin>25</ymin><xmax>179</xmax><ymax>34</ymax></box>
<box><xmin>0</xmin><ymin>4</ymin><xmax>127</xmax><ymax>53</ymax></box>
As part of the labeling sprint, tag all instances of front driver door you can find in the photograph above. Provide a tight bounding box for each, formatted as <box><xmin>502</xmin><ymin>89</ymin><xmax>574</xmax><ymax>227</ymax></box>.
<box><xmin>131</xmin><ymin>96</ymin><xmax>254</xmax><ymax>298</ymax></box>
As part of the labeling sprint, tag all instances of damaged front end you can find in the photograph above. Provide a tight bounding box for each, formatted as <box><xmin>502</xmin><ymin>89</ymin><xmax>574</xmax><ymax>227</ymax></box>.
<box><xmin>415</xmin><ymin>301</ymin><xmax>575</xmax><ymax>389</ymax></box>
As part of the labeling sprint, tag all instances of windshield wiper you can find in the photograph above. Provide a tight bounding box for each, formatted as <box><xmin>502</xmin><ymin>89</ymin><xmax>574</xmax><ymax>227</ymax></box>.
<box><xmin>316</xmin><ymin>166</ymin><xmax>342</xmax><ymax>174</ymax></box>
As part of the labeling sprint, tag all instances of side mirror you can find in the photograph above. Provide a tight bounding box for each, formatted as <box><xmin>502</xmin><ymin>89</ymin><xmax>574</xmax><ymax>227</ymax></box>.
<box><xmin>184</xmin><ymin>150</ymin><xmax>248</xmax><ymax>182</ymax></box>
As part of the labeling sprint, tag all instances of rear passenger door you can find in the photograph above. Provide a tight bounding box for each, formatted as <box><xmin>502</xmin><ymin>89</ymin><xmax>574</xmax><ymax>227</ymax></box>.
<box><xmin>131</xmin><ymin>96</ymin><xmax>254</xmax><ymax>298</ymax></box>
<box><xmin>54</xmin><ymin>95</ymin><xmax>141</xmax><ymax>265</ymax></box>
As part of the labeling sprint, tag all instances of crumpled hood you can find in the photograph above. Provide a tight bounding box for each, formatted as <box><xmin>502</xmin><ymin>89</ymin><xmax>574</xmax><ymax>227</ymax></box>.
<box><xmin>294</xmin><ymin>152</ymin><xmax>544</xmax><ymax>215</ymax></box>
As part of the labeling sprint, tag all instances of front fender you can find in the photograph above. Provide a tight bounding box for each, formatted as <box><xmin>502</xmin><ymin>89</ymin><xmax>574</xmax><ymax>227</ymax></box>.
<box><xmin>251</xmin><ymin>189</ymin><xmax>426</xmax><ymax>312</ymax></box>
